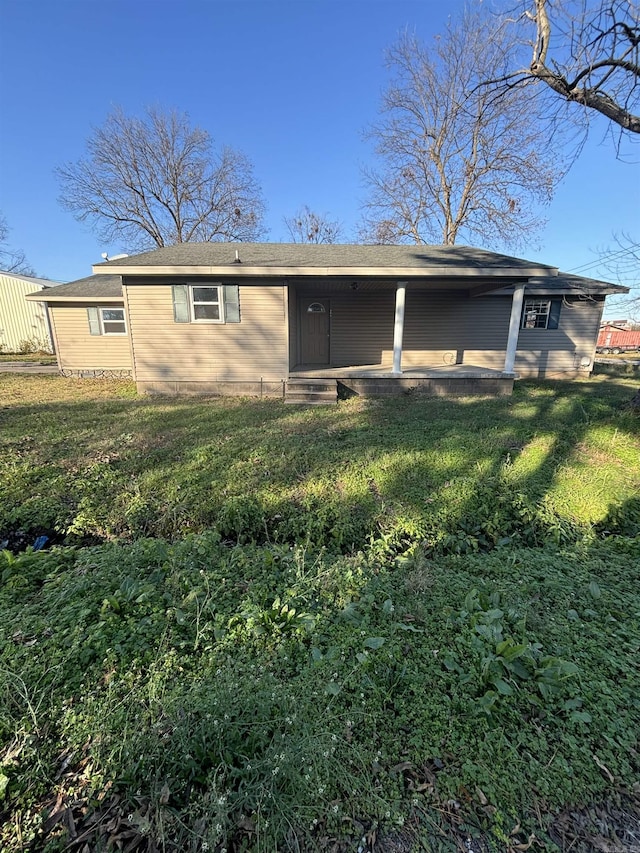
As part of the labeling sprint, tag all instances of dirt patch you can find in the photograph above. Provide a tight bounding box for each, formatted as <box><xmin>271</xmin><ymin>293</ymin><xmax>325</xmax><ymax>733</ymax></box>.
<box><xmin>0</xmin><ymin>528</ymin><xmax>61</xmax><ymax>554</ymax></box>
<box><xmin>548</xmin><ymin>792</ymin><xmax>640</xmax><ymax>852</ymax></box>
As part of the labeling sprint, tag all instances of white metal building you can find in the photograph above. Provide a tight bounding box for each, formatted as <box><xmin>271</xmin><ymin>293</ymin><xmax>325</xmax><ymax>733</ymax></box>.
<box><xmin>0</xmin><ymin>271</ymin><xmax>55</xmax><ymax>353</ymax></box>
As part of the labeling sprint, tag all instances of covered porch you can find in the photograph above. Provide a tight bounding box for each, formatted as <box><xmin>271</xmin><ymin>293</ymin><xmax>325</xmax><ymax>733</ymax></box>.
<box><xmin>287</xmin><ymin>362</ymin><xmax>515</xmax><ymax>401</ymax></box>
<box><xmin>286</xmin><ymin>279</ymin><xmax>524</xmax><ymax>400</ymax></box>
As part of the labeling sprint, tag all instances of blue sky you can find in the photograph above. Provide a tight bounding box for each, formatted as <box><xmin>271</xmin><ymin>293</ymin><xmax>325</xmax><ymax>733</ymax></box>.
<box><xmin>1</xmin><ymin>0</ymin><xmax>638</xmax><ymax>315</ymax></box>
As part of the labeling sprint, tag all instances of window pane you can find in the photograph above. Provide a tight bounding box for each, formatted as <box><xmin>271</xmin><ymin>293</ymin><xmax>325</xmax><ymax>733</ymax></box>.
<box><xmin>522</xmin><ymin>300</ymin><xmax>550</xmax><ymax>329</ymax></box>
<box><xmin>103</xmin><ymin>321</ymin><xmax>127</xmax><ymax>334</ymax></box>
<box><xmin>100</xmin><ymin>307</ymin><xmax>126</xmax><ymax>334</ymax></box>
<box><xmin>193</xmin><ymin>304</ymin><xmax>221</xmax><ymax>320</ymax></box>
<box><xmin>102</xmin><ymin>309</ymin><xmax>125</xmax><ymax>322</ymax></box>
<box><xmin>192</xmin><ymin>287</ymin><xmax>219</xmax><ymax>304</ymax></box>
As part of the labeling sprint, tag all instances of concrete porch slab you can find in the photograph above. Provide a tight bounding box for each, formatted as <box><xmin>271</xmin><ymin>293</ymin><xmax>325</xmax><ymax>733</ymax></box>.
<box><xmin>290</xmin><ymin>363</ymin><xmax>515</xmax><ymax>380</ymax></box>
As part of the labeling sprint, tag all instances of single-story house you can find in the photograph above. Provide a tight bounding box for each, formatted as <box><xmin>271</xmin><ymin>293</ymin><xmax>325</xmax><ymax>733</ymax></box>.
<box><xmin>28</xmin><ymin>243</ymin><xmax>628</xmax><ymax>400</ymax></box>
<box><xmin>1</xmin><ymin>270</ymin><xmax>55</xmax><ymax>353</ymax></box>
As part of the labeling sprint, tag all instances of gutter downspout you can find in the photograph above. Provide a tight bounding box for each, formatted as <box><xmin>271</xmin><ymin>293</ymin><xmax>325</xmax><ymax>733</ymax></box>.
<box><xmin>504</xmin><ymin>283</ymin><xmax>525</xmax><ymax>374</ymax></box>
<box><xmin>392</xmin><ymin>281</ymin><xmax>407</xmax><ymax>375</ymax></box>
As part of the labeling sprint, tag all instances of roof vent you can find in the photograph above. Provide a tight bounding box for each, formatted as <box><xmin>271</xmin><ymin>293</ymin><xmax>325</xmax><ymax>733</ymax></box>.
<box><xmin>101</xmin><ymin>253</ymin><xmax>129</xmax><ymax>261</ymax></box>
<box><xmin>234</xmin><ymin>249</ymin><xmax>242</xmax><ymax>264</ymax></box>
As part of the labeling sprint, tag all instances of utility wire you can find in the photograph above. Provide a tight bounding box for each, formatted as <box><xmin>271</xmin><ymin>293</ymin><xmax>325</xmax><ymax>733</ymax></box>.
<box><xmin>567</xmin><ymin>242</ymin><xmax>640</xmax><ymax>275</ymax></box>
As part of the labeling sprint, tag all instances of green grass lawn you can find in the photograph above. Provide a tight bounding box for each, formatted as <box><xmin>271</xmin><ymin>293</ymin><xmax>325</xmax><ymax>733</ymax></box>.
<box><xmin>0</xmin><ymin>374</ymin><xmax>638</xmax><ymax>851</ymax></box>
<box><xmin>0</xmin><ymin>353</ymin><xmax>57</xmax><ymax>363</ymax></box>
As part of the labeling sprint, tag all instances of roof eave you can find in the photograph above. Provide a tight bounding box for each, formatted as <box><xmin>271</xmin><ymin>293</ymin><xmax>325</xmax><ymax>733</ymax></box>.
<box><xmin>93</xmin><ymin>263</ymin><xmax>556</xmax><ymax>278</ymax></box>
<box><xmin>26</xmin><ymin>293</ymin><xmax>124</xmax><ymax>303</ymax></box>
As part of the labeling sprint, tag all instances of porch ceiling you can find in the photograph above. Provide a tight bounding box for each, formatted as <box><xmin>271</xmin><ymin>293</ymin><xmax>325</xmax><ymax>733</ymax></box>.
<box><xmin>290</xmin><ymin>278</ymin><xmax>510</xmax><ymax>294</ymax></box>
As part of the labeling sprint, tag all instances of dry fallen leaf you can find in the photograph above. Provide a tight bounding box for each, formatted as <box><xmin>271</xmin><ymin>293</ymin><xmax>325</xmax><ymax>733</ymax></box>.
<box><xmin>593</xmin><ymin>754</ymin><xmax>615</xmax><ymax>783</ymax></box>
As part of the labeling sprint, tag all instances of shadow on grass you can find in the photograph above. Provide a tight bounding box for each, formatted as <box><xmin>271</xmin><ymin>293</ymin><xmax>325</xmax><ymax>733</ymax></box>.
<box><xmin>1</xmin><ymin>376</ymin><xmax>638</xmax><ymax>548</ymax></box>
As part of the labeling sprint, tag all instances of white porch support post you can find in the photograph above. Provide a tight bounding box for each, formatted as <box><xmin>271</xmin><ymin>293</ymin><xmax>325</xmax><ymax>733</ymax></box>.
<box><xmin>504</xmin><ymin>283</ymin><xmax>525</xmax><ymax>374</ymax></box>
<box><xmin>392</xmin><ymin>281</ymin><xmax>407</xmax><ymax>375</ymax></box>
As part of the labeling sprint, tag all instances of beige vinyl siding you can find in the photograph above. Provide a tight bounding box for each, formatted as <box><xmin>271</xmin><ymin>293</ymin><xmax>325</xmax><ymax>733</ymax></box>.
<box><xmin>0</xmin><ymin>274</ymin><xmax>53</xmax><ymax>352</ymax></box>
<box><xmin>514</xmin><ymin>297</ymin><xmax>603</xmax><ymax>377</ymax></box>
<box><xmin>400</xmin><ymin>292</ymin><xmax>510</xmax><ymax>367</ymax></box>
<box><xmin>49</xmin><ymin>303</ymin><xmax>132</xmax><ymax>369</ymax></box>
<box><xmin>329</xmin><ymin>290</ymin><xmax>396</xmax><ymax>366</ymax></box>
<box><xmin>125</xmin><ymin>283</ymin><xmax>288</xmax><ymax>382</ymax></box>
<box><xmin>318</xmin><ymin>289</ymin><xmax>512</xmax><ymax>368</ymax></box>
<box><xmin>296</xmin><ymin>288</ymin><xmax>603</xmax><ymax>376</ymax></box>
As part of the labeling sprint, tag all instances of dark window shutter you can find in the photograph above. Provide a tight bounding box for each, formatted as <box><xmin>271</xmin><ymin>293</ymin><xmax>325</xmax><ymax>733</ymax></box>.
<box><xmin>172</xmin><ymin>285</ymin><xmax>190</xmax><ymax>322</ymax></box>
<box><xmin>548</xmin><ymin>298</ymin><xmax>562</xmax><ymax>329</ymax></box>
<box><xmin>87</xmin><ymin>306</ymin><xmax>101</xmax><ymax>335</ymax></box>
<box><xmin>223</xmin><ymin>285</ymin><xmax>241</xmax><ymax>323</ymax></box>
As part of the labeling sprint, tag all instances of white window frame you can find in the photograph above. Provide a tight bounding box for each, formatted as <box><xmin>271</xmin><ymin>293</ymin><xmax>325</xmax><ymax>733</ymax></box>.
<box><xmin>190</xmin><ymin>284</ymin><xmax>225</xmax><ymax>323</ymax></box>
<box><xmin>99</xmin><ymin>306</ymin><xmax>127</xmax><ymax>335</ymax></box>
<box><xmin>521</xmin><ymin>299</ymin><xmax>551</xmax><ymax>330</ymax></box>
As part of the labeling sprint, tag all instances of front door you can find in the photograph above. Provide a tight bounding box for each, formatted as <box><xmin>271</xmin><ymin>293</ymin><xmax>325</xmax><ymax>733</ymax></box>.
<box><xmin>300</xmin><ymin>298</ymin><xmax>330</xmax><ymax>365</ymax></box>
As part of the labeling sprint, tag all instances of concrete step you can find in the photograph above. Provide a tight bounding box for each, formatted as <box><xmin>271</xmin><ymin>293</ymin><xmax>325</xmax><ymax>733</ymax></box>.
<box><xmin>285</xmin><ymin>378</ymin><xmax>338</xmax><ymax>404</ymax></box>
<box><xmin>286</xmin><ymin>378</ymin><xmax>337</xmax><ymax>391</ymax></box>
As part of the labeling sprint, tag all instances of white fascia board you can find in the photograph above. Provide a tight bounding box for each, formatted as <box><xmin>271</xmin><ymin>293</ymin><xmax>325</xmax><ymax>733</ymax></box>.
<box><xmin>25</xmin><ymin>294</ymin><xmax>124</xmax><ymax>303</ymax></box>
<box><xmin>93</xmin><ymin>264</ymin><xmax>558</xmax><ymax>278</ymax></box>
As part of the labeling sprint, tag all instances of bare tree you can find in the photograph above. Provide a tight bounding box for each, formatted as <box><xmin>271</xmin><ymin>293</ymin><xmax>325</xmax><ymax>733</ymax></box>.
<box><xmin>526</xmin><ymin>0</ymin><xmax>640</xmax><ymax>136</ymax></box>
<box><xmin>57</xmin><ymin>107</ymin><xmax>267</xmax><ymax>252</ymax></box>
<box><xmin>599</xmin><ymin>231</ymin><xmax>640</xmax><ymax>280</ymax></box>
<box><xmin>361</xmin><ymin>10</ymin><xmax>561</xmax><ymax>248</ymax></box>
<box><xmin>0</xmin><ymin>213</ymin><xmax>35</xmax><ymax>275</ymax></box>
<box><xmin>283</xmin><ymin>206</ymin><xmax>343</xmax><ymax>243</ymax></box>
<box><xmin>595</xmin><ymin>231</ymin><xmax>640</xmax><ymax>314</ymax></box>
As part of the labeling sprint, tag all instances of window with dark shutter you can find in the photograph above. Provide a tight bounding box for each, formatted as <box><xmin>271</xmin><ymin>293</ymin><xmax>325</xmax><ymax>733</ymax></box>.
<box><xmin>521</xmin><ymin>298</ymin><xmax>561</xmax><ymax>330</ymax></box>
<box><xmin>171</xmin><ymin>283</ymin><xmax>241</xmax><ymax>324</ymax></box>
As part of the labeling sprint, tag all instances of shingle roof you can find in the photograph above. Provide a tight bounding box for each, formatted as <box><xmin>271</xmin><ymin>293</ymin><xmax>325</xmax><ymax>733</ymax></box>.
<box><xmin>0</xmin><ymin>270</ymin><xmax>57</xmax><ymax>287</ymax></box>
<box><xmin>35</xmin><ymin>246</ymin><xmax>628</xmax><ymax>300</ymax></box>
<box><xmin>28</xmin><ymin>274</ymin><xmax>123</xmax><ymax>301</ymax></box>
<box><xmin>525</xmin><ymin>272</ymin><xmax>629</xmax><ymax>296</ymax></box>
<box><xmin>94</xmin><ymin>242</ymin><xmax>557</xmax><ymax>272</ymax></box>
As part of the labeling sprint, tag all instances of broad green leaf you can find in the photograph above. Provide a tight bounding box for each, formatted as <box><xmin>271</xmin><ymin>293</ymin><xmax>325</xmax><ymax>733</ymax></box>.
<box><xmin>363</xmin><ymin>636</ymin><xmax>386</xmax><ymax>650</ymax></box>
<box><xmin>341</xmin><ymin>603</ymin><xmax>361</xmax><ymax>624</ymax></box>
<box><xmin>589</xmin><ymin>581</ymin><xmax>601</xmax><ymax>599</ymax></box>
<box><xmin>485</xmin><ymin>608</ymin><xmax>504</xmax><ymax>622</ymax></box>
<box><xmin>464</xmin><ymin>589</ymin><xmax>479</xmax><ymax>613</ymax></box>
<box><xmin>538</xmin><ymin>681</ymin><xmax>551</xmax><ymax>700</ymax></box>
<box><xmin>570</xmin><ymin>710</ymin><xmax>592</xmax><ymax>723</ymax></box>
<box><xmin>502</xmin><ymin>643</ymin><xmax>528</xmax><ymax>661</ymax></box>
<box><xmin>510</xmin><ymin>660</ymin><xmax>532</xmax><ymax>680</ymax></box>
<box><xmin>492</xmin><ymin>678</ymin><xmax>514</xmax><ymax>696</ymax></box>
<box><xmin>325</xmin><ymin>682</ymin><xmax>341</xmax><ymax>696</ymax></box>
<box><xmin>383</xmin><ymin>598</ymin><xmax>394</xmax><ymax>615</ymax></box>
